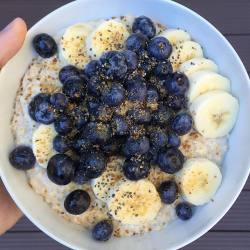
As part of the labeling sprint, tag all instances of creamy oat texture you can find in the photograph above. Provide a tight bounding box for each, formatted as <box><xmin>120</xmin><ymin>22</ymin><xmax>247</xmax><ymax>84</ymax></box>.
<box><xmin>11</xmin><ymin>16</ymin><xmax>228</xmax><ymax>237</ymax></box>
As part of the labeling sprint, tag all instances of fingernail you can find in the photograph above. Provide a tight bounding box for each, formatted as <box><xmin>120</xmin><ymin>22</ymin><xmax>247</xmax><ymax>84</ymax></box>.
<box><xmin>2</xmin><ymin>18</ymin><xmax>18</xmax><ymax>32</ymax></box>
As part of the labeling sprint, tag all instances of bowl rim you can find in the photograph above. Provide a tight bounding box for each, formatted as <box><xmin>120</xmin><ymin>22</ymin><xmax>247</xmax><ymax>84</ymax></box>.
<box><xmin>1</xmin><ymin>0</ymin><xmax>250</xmax><ymax>249</ymax></box>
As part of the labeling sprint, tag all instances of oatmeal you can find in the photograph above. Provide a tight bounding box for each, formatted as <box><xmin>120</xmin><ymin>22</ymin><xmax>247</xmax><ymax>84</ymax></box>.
<box><xmin>9</xmin><ymin>15</ymin><xmax>238</xmax><ymax>241</ymax></box>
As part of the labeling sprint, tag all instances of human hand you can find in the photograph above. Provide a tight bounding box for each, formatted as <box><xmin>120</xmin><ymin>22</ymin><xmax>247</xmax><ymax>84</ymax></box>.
<box><xmin>0</xmin><ymin>18</ymin><xmax>27</xmax><ymax>235</ymax></box>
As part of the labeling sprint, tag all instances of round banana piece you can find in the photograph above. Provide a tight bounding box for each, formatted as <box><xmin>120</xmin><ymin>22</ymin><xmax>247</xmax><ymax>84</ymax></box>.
<box><xmin>179</xmin><ymin>57</ymin><xmax>218</xmax><ymax>76</ymax></box>
<box><xmin>176</xmin><ymin>158</ymin><xmax>222</xmax><ymax>205</ymax></box>
<box><xmin>86</xmin><ymin>20</ymin><xmax>129</xmax><ymax>58</ymax></box>
<box><xmin>188</xmin><ymin>70</ymin><xmax>231</xmax><ymax>102</ymax></box>
<box><xmin>170</xmin><ymin>41</ymin><xmax>203</xmax><ymax>71</ymax></box>
<box><xmin>60</xmin><ymin>23</ymin><xmax>92</xmax><ymax>68</ymax></box>
<box><xmin>159</xmin><ymin>29</ymin><xmax>191</xmax><ymax>45</ymax></box>
<box><xmin>32</xmin><ymin>125</ymin><xmax>57</xmax><ymax>168</ymax></box>
<box><xmin>190</xmin><ymin>90</ymin><xmax>239</xmax><ymax>138</ymax></box>
<box><xmin>91</xmin><ymin>156</ymin><xmax>124</xmax><ymax>202</ymax></box>
<box><xmin>107</xmin><ymin>179</ymin><xmax>161</xmax><ymax>225</ymax></box>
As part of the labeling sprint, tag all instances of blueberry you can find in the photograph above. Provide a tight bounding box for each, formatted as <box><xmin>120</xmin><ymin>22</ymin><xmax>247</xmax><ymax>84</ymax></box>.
<box><xmin>64</xmin><ymin>190</ymin><xmax>90</xmax><ymax>215</ymax></box>
<box><xmin>126</xmin><ymin>76</ymin><xmax>147</xmax><ymax>102</ymax></box>
<box><xmin>101</xmin><ymin>137</ymin><xmax>125</xmax><ymax>156</ymax></box>
<box><xmin>148</xmin><ymin>76</ymin><xmax>168</xmax><ymax>100</ymax></box>
<box><xmin>53</xmin><ymin>135</ymin><xmax>70</xmax><ymax>153</ymax></box>
<box><xmin>72</xmin><ymin>108</ymin><xmax>89</xmax><ymax>130</ymax></box>
<box><xmin>176</xmin><ymin>202</ymin><xmax>193</xmax><ymax>220</ymax></box>
<box><xmin>147</xmin><ymin>87</ymin><xmax>159</xmax><ymax>104</ymax></box>
<box><xmin>79</xmin><ymin>151</ymin><xmax>107</xmax><ymax>179</ymax></box>
<box><xmin>154</xmin><ymin>61</ymin><xmax>173</xmax><ymax>79</ymax></box>
<box><xmin>158</xmin><ymin>180</ymin><xmax>178</xmax><ymax>204</ymax></box>
<box><xmin>47</xmin><ymin>154</ymin><xmax>75</xmax><ymax>185</ymax></box>
<box><xmin>72</xmin><ymin>133</ymin><xmax>92</xmax><ymax>154</ymax></box>
<box><xmin>28</xmin><ymin>93</ymin><xmax>55</xmax><ymax>125</ymax></box>
<box><xmin>33</xmin><ymin>33</ymin><xmax>57</xmax><ymax>58</ymax></box>
<box><xmin>62</xmin><ymin>76</ymin><xmax>86</xmax><ymax>102</ymax></box>
<box><xmin>111</xmin><ymin>115</ymin><xmax>128</xmax><ymax>136</ymax></box>
<box><xmin>84</xmin><ymin>60</ymin><xmax>100</xmax><ymax>77</ymax></box>
<box><xmin>59</xmin><ymin>65</ymin><xmax>79</xmax><ymax>85</ymax></box>
<box><xmin>148</xmin><ymin>37</ymin><xmax>172</xmax><ymax>60</ymax></box>
<box><xmin>166</xmin><ymin>95</ymin><xmax>187</xmax><ymax>111</ymax></box>
<box><xmin>100</xmin><ymin>51</ymin><xmax>117</xmax><ymax>63</ymax></box>
<box><xmin>152</xmin><ymin>105</ymin><xmax>173</xmax><ymax>126</ymax></box>
<box><xmin>165</xmin><ymin>72</ymin><xmax>189</xmax><ymax>95</ymax></box>
<box><xmin>158</xmin><ymin>148</ymin><xmax>184</xmax><ymax>174</ymax></box>
<box><xmin>87</xmin><ymin>75</ymin><xmax>102</xmax><ymax>97</ymax></box>
<box><xmin>132</xmin><ymin>16</ymin><xmax>156</xmax><ymax>39</ymax></box>
<box><xmin>105</xmin><ymin>52</ymin><xmax>128</xmax><ymax>80</ymax></box>
<box><xmin>50</xmin><ymin>93</ymin><xmax>68</xmax><ymax>111</ymax></box>
<box><xmin>167</xmin><ymin>132</ymin><xmax>181</xmax><ymax>148</ymax></box>
<box><xmin>123</xmin><ymin>156</ymin><xmax>150</xmax><ymax>181</ymax></box>
<box><xmin>171</xmin><ymin>113</ymin><xmax>193</xmax><ymax>136</ymax></box>
<box><xmin>87</xmin><ymin>99</ymin><xmax>113</xmax><ymax>122</ymax></box>
<box><xmin>145</xmin><ymin>147</ymin><xmax>158</xmax><ymax>165</ymax></box>
<box><xmin>92</xmin><ymin>220</ymin><xmax>113</xmax><ymax>241</ymax></box>
<box><xmin>150</xmin><ymin>129</ymin><xmax>168</xmax><ymax>149</ymax></box>
<box><xmin>102</xmin><ymin>83</ymin><xmax>125</xmax><ymax>107</ymax></box>
<box><xmin>121</xmin><ymin>50</ymin><xmax>138</xmax><ymax>71</ymax></box>
<box><xmin>125</xmin><ymin>33</ymin><xmax>148</xmax><ymax>52</ymax></box>
<box><xmin>9</xmin><ymin>146</ymin><xmax>36</xmax><ymax>170</ymax></box>
<box><xmin>128</xmin><ymin>108</ymin><xmax>151</xmax><ymax>124</ymax></box>
<box><xmin>86</xmin><ymin>97</ymin><xmax>100</xmax><ymax>114</ymax></box>
<box><xmin>73</xmin><ymin>164</ymin><xmax>91</xmax><ymax>184</ymax></box>
<box><xmin>84</xmin><ymin>122</ymin><xmax>111</xmax><ymax>144</ymax></box>
<box><xmin>54</xmin><ymin>114</ymin><xmax>74</xmax><ymax>135</ymax></box>
<box><xmin>122</xmin><ymin>136</ymin><xmax>150</xmax><ymax>157</ymax></box>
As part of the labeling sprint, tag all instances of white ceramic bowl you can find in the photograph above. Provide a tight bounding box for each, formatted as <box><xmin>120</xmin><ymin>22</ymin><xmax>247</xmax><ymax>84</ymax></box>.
<box><xmin>0</xmin><ymin>0</ymin><xmax>249</xmax><ymax>249</ymax></box>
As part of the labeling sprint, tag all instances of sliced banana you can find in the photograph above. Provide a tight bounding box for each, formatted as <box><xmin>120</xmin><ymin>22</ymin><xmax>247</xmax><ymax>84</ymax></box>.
<box><xmin>91</xmin><ymin>156</ymin><xmax>125</xmax><ymax>202</ymax></box>
<box><xmin>179</xmin><ymin>57</ymin><xmax>218</xmax><ymax>76</ymax></box>
<box><xmin>107</xmin><ymin>179</ymin><xmax>161</xmax><ymax>225</ymax></box>
<box><xmin>188</xmin><ymin>71</ymin><xmax>231</xmax><ymax>102</ymax></box>
<box><xmin>176</xmin><ymin>158</ymin><xmax>222</xmax><ymax>206</ymax></box>
<box><xmin>86</xmin><ymin>20</ymin><xmax>129</xmax><ymax>58</ymax></box>
<box><xmin>159</xmin><ymin>29</ymin><xmax>191</xmax><ymax>45</ymax></box>
<box><xmin>190</xmin><ymin>90</ymin><xmax>239</xmax><ymax>138</ymax></box>
<box><xmin>60</xmin><ymin>23</ymin><xmax>92</xmax><ymax>68</ymax></box>
<box><xmin>32</xmin><ymin>125</ymin><xmax>57</xmax><ymax>168</ymax></box>
<box><xmin>170</xmin><ymin>41</ymin><xmax>203</xmax><ymax>71</ymax></box>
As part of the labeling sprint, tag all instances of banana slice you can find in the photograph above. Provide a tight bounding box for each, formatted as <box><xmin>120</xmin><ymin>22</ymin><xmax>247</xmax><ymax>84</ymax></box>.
<box><xmin>86</xmin><ymin>20</ymin><xmax>129</xmax><ymax>58</ymax></box>
<box><xmin>60</xmin><ymin>23</ymin><xmax>92</xmax><ymax>68</ymax></box>
<box><xmin>176</xmin><ymin>158</ymin><xmax>222</xmax><ymax>205</ymax></box>
<box><xmin>179</xmin><ymin>57</ymin><xmax>218</xmax><ymax>76</ymax></box>
<box><xmin>107</xmin><ymin>179</ymin><xmax>161</xmax><ymax>225</ymax></box>
<box><xmin>159</xmin><ymin>29</ymin><xmax>191</xmax><ymax>45</ymax></box>
<box><xmin>32</xmin><ymin>125</ymin><xmax>57</xmax><ymax>168</ymax></box>
<box><xmin>188</xmin><ymin>71</ymin><xmax>231</xmax><ymax>102</ymax></box>
<box><xmin>170</xmin><ymin>41</ymin><xmax>203</xmax><ymax>71</ymax></box>
<box><xmin>190</xmin><ymin>90</ymin><xmax>239</xmax><ymax>138</ymax></box>
<box><xmin>91</xmin><ymin>156</ymin><xmax>125</xmax><ymax>202</ymax></box>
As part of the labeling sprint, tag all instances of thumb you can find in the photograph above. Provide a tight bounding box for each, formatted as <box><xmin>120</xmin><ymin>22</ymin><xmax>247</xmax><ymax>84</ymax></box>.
<box><xmin>0</xmin><ymin>18</ymin><xmax>27</xmax><ymax>68</ymax></box>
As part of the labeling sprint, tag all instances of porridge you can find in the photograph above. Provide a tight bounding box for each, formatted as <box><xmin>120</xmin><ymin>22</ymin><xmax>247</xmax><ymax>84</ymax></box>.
<box><xmin>9</xmin><ymin>15</ymin><xmax>238</xmax><ymax>241</ymax></box>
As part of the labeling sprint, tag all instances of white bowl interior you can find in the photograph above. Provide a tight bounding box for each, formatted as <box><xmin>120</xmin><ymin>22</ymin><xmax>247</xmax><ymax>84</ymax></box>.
<box><xmin>0</xmin><ymin>0</ymin><xmax>249</xmax><ymax>249</ymax></box>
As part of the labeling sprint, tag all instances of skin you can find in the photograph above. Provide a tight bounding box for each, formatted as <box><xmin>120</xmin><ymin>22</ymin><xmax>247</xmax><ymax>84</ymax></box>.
<box><xmin>0</xmin><ymin>18</ymin><xmax>27</xmax><ymax>235</ymax></box>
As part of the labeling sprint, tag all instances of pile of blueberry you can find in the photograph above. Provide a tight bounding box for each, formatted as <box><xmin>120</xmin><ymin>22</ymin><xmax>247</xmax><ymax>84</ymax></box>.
<box><xmin>9</xmin><ymin>16</ymin><xmax>194</xmax><ymax>241</ymax></box>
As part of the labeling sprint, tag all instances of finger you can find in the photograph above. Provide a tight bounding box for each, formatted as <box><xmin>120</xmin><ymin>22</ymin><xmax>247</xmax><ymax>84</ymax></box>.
<box><xmin>0</xmin><ymin>18</ymin><xmax>27</xmax><ymax>68</ymax></box>
<box><xmin>0</xmin><ymin>182</ymin><xmax>22</xmax><ymax>235</ymax></box>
